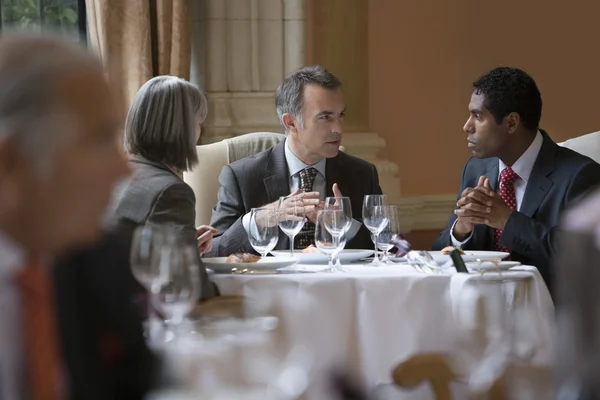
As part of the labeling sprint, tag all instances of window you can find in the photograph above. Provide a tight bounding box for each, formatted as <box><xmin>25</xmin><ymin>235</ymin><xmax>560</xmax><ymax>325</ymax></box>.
<box><xmin>0</xmin><ymin>0</ymin><xmax>86</xmax><ymax>43</ymax></box>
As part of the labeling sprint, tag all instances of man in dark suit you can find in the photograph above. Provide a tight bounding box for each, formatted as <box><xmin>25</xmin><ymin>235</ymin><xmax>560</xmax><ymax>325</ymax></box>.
<box><xmin>433</xmin><ymin>67</ymin><xmax>600</xmax><ymax>289</ymax></box>
<box><xmin>53</xmin><ymin>231</ymin><xmax>159</xmax><ymax>400</ymax></box>
<box><xmin>209</xmin><ymin>65</ymin><xmax>383</xmax><ymax>256</ymax></box>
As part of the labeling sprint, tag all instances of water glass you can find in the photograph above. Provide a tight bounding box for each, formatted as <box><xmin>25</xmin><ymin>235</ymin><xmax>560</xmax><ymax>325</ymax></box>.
<box><xmin>130</xmin><ymin>224</ymin><xmax>175</xmax><ymax>290</ymax></box>
<box><xmin>315</xmin><ymin>210</ymin><xmax>347</xmax><ymax>272</ymax></box>
<box><xmin>324</xmin><ymin>196</ymin><xmax>352</xmax><ymax>267</ymax></box>
<box><xmin>376</xmin><ymin>205</ymin><xmax>401</xmax><ymax>263</ymax></box>
<box><xmin>151</xmin><ymin>244</ymin><xmax>200</xmax><ymax>341</ymax></box>
<box><xmin>248</xmin><ymin>207</ymin><xmax>279</xmax><ymax>257</ymax></box>
<box><xmin>362</xmin><ymin>195</ymin><xmax>389</xmax><ymax>265</ymax></box>
<box><xmin>278</xmin><ymin>195</ymin><xmax>305</xmax><ymax>257</ymax></box>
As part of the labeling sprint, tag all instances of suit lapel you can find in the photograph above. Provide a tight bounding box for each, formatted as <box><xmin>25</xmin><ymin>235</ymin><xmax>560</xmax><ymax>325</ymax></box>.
<box><xmin>478</xmin><ymin>160</ymin><xmax>499</xmax><ymax>248</ymax></box>
<box><xmin>484</xmin><ymin>160</ymin><xmax>499</xmax><ymax>191</ymax></box>
<box><xmin>520</xmin><ymin>134</ymin><xmax>556</xmax><ymax>217</ymax></box>
<box><xmin>263</xmin><ymin>141</ymin><xmax>291</xmax><ymax>249</ymax></box>
<box><xmin>325</xmin><ymin>156</ymin><xmax>343</xmax><ymax>197</ymax></box>
<box><xmin>263</xmin><ymin>141</ymin><xmax>291</xmax><ymax>203</ymax></box>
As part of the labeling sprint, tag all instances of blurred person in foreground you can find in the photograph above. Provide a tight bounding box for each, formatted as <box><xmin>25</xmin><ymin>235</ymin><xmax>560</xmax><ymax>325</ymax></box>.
<box><xmin>209</xmin><ymin>65</ymin><xmax>383</xmax><ymax>256</ymax></box>
<box><xmin>433</xmin><ymin>67</ymin><xmax>600</xmax><ymax>290</ymax></box>
<box><xmin>0</xmin><ymin>34</ymin><xmax>157</xmax><ymax>399</ymax></box>
<box><xmin>555</xmin><ymin>188</ymin><xmax>600</xmax><ymax>400</ymax></box>
<box><xmin>108</xmin><ymin>75</ymin><xmax>217</xmax><ymax>300</ymax></box>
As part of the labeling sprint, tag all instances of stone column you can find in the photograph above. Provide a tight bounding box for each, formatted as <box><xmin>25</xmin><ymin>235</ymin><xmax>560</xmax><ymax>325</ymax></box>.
<box><xmin>194</xmin><ymin>0</ymin><xmax>306</xmax><ymax>143</ymax></box>
<box><xmin>306</xmin><ymin>0</ymin><xmax>404</xmax><ymax>221</ymax></box>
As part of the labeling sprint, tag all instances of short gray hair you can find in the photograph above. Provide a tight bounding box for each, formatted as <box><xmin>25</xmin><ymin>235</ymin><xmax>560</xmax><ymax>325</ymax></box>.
<box><xmin>0</xmin><ymin>32</ymin><xmax>103</xmax><ymax>172</ymax></box>
<box><xmin>275</xmin><ymin>65</ymin><xmax>342</xmax><ymax>131</ymax></box>
<box><xmin>124</xmin><ymin>76</ymin><xmax>207</xmax><ymax>171</ymax></box>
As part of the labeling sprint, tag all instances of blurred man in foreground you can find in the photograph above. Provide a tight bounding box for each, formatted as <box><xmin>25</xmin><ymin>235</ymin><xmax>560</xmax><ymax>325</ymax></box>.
<box><xmin>0</xmin><ymin>34</ymin><xmax>156</xmax><ymax>399</ymax></box>
<box><xmin>555</xmin><ymin>188</ymin><xmax>600</xmax><ymax>399</ymax></box>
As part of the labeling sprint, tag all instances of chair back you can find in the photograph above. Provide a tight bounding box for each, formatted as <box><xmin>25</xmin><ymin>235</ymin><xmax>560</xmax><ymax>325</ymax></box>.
<box><xmin>183</xmin><ymin>132</ymin><xmax>286</xmax><ymax>226</ymax></box>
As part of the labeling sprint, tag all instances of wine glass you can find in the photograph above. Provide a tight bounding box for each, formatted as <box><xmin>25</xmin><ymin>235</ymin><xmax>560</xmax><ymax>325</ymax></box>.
<box><xmin>373</xmin><ymin>205</ymin><xmax>400</xmax><ymax>263</ymax></box>
<box><xmin>278</xmin><ymin>195</ymin><xmax>306</xmax><ymax>257</ymax></box>
<box><xmin>151</xmin><ymin>244</ymin><xmax>200</xmax><ymax>342</ymax></box>
<box><xmin>324</xmin><ymin>196</ymin><xmax>352</xmax><ymax>267</ymax></box>
<box><xmin>248</xmin><ymin>207</ymin><xmax>279</xmax><ymax>258</ymax></box>
<box><xmin>130</xmin><ymin>224</ymin><xmax>172</xmax><ymax>290</ymax></box>
<box><xmin>362</xmin><ymin>195</ymin><xmax>389</xmax><ymax>265</ymax></box>
<box><xmin>315</xmin><ymin>210</ymin><xmax>347</xmax><ymax>272</ymax></box>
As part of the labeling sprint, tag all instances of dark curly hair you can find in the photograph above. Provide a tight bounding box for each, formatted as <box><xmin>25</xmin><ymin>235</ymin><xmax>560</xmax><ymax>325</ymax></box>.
<box><xmin>473</xmin><ymin>67</ymin><xmax>542</xmax><ymax>131</ymax></box>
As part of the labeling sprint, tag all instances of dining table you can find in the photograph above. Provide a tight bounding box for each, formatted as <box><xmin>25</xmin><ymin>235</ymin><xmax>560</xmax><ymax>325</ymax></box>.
<box><xmin>204</xmin><ymin>260</ymin><xmax>556</xmax><ymax>399</ymax></box>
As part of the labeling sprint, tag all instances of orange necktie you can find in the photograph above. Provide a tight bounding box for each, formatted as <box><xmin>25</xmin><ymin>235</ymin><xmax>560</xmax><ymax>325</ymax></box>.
<box><xmin>15</xmin><ymin>257</ymin><xmax>63</xmax><ymax>400</ymax></box>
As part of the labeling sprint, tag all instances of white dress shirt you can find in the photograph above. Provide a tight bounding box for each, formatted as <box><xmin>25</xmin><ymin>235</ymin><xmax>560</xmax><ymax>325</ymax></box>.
<box><xmin>0</xmin><ymin>230</ymin><xmax>26</xmax><ymax>399</ymax></box>
<box><xmin>242</xmin><ymin>139</ymin><xmax>361</xmax><ymax>239</ymax></box>
<box><xmin>451</xmin><ymin>131</ymin><xmax>544</xmax><ymax>247</ymax></box>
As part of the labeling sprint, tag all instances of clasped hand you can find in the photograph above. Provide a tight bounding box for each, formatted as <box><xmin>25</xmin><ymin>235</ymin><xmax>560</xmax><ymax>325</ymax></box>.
<box><xmin>453</xmin><ymin>176</ymin><xmax>514</xmax><ymax>239</ymax></box>
<box><xmin>269</xmin><ymin>183</ymin><xmax>345</xmax><ymax>225</ymax></box>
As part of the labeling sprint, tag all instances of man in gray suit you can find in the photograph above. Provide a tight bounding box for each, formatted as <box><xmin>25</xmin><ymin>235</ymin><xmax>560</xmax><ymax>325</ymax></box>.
<box><xmin>433</xmin><ymin>67</ymin><xmax>600</xmax><ymax>290</ymax></box>
<box><xmin>210</xmin><ymin>65</ymin><xmax>383</xmax><ymax>256</ymax></box>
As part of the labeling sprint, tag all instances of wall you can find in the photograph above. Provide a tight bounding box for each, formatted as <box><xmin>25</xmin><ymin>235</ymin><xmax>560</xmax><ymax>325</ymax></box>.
<box><xmin>369</xmin><ymin>0</ymin><xmax>600</xmax><ymax>197</ymax></box>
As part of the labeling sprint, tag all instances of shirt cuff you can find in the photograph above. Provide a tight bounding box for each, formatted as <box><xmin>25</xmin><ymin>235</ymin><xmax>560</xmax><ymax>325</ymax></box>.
<box><xmin>242</xmin><ymin>212</ymin><xmax>252</xmax><ymax>234</ymax></box>
<box><xmin>450</xmin><ymin>219</ymin><xmax>473</xmax><ymax>247</ymax></box>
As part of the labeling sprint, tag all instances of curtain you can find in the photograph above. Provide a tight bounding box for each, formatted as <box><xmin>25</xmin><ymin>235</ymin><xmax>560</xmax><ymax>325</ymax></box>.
<box><xmin>85</xmin><ymin>0</ymin><xmax>192</xmax><ymax>111</ymax></box>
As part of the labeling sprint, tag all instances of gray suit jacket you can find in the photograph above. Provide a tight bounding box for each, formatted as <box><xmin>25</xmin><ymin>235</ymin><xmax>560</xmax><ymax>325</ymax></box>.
<box><xmin>433</xmin><ymin>131</ymin><xmax>600</xmax><ymax>289</ymax></box>
<box><xmin>209</xmin><ymin>140</ymin><xmax>383</xmax><ymax>257</ymax></box>
<box><xmin>108</xmin><ymin>155</ymin><xmax>216</xmax><ymax>299</ymax></box>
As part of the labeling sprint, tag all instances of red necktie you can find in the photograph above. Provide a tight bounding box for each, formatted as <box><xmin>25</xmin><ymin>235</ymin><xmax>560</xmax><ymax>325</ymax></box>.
<box><xmin>494</xmin><ymin>167</ymin><xmax>519</xmax><ymax>252</ymax></box>
<box><xmin>15</xmin><ymin>257</ymin><xmax>63</xmax><ymax>400</ymax></box>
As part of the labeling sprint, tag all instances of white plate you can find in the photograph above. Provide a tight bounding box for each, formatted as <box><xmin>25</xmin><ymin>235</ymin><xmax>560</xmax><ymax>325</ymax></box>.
<box><xmin>270</xmin><ymin>249</ymin><xmax>374</xmax><ymax>264</ymax></box>
<box><xmin>202</xmin><ymin>257</ymin><xmax>297</xmax><ymax>273</ymax></box>
<box><xmin>429</xmin><ymin>250</ymin><xmax>510</xmax><ymax>264</ymax></box>
<box><xmin>466</xmin><ymin>261</ymin><xmax>521</xmax><ymax>272</ymax></box>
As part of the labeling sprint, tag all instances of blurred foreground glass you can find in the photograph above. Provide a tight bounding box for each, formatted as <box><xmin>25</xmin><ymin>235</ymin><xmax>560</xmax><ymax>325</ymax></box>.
<box><xmin>130</xmin><ymin>224</ymin><xmax>174</xmax><ymax>289</ymax></box>
<box><xmin>248</xmin><ymin>207</ymin><xmax>279</xmax><ymax>257</ymax></box>
<box><xmin>151</xmin><ymin>244</ymin><xmax>200</xmax><ymax>342</ymax></box>
<box><xmin>155</xmin><ymin>288</ymin><xmax>315</xmax><ymax>399</ymax></box>
<box><xmin>448</xmin><ymin>273</ymin><xmax>553</xmax><ymax>399</ymax></box>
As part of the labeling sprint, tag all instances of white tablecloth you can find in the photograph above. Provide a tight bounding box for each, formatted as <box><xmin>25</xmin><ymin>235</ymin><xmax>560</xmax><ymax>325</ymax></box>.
<box><xmin>209</xmin><ymin>264</ymin><xmax>555</xmax><ymax>398</ymax></box>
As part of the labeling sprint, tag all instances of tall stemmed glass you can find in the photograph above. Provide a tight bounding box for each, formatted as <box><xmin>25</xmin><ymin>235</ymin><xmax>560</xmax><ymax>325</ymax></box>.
<box><xmin>130</xmin><ymin>224</ymin><xmax>170</xmax><ymax>290</ymax></box>
<box><xmin>151</xmin><ymin>243</ymin><xmax>200</xmax><ymax>342</ymax></box>
<box><xmin>277</xmin><ymin>195</ymin><xmax>305</xmax><ymax>257</ymax></box>
<box><xmin>248</xmin><ymin>207</ymin><xmax>279</xmax><ymax>258</ymax></box>
<box><xmin>130</xmin><ymin>224</ymin><xmax>177</xmax><ymax>332</ymax></box>
<box><xmin>362</xmin><ymin>195</ymin><xmax>389</xmax><ymax>265</ymax></box>
<box><xmin>324</xmin><ymin>196</ymin><xmax>352</xmax><ymax>267</ymax></box>
<box><xmin>315</xmin><ymin>210</ymin><xmax>347</xmax><ymax>272</ymax></box>
<box><xmin>374</xmin><ymin>205</ymin><xmax>401</xmax><ymax>263</ymax></box>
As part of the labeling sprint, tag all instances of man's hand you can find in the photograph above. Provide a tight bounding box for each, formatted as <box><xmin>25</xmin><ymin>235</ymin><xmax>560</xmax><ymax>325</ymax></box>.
<box><xmin>454</xmin><ymin>176</ymin><xmax>514</xmax><ymax>233</ymax></box>
<box><xmin>332</xmin><ymin>183</ymin><xmax>343</xmax><ymax>198</ymax></box>
<box><xmin>196</xmin><ymin>225</ymin><xmax>219</xmax><ymax>255</ymax></box>
<box><xmin>269</xmin><ymin>188</ymin><xmax>321</xmax><ymax>224</ymax></box>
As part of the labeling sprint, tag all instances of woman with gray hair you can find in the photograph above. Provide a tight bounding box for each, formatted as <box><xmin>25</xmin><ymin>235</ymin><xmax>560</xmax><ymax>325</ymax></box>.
<box><xmin>109</xmin><ymin>75</ymin><xmax>217</xmax><ymax>300</ymax></box>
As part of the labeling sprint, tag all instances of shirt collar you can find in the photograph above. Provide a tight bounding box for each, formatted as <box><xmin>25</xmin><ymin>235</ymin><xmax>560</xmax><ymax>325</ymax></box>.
<box><xmin>284</xmin><ymin>138</ymin><xmax>326</xmax><ymax>178</ymax></box>
<box><xmin>498</xmin><ymin>130</ymin><xmax>543</xmax><ymax>183</ymax></box>
<box><xmin>0</xmin><ymin>229</ymin><xmax>25</xmax><ymax>279</ymax></box>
